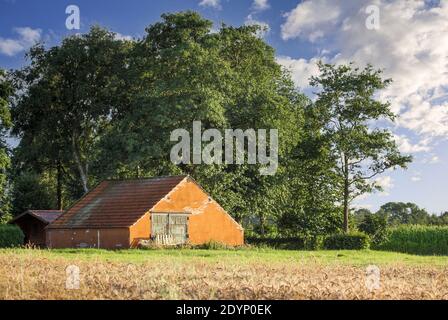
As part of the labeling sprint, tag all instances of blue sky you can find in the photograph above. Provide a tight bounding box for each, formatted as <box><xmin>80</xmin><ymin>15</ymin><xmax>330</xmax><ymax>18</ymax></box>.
<box><xmin>1</xmin><ymin>0</ymin><xmax>448</xmax><ymax>214</ymax></box>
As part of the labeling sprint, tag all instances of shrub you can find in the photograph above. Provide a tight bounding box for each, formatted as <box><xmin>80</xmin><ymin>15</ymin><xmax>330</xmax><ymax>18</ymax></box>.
<box><xmin>137</xmin><ymin>240</ymin><xmax>235</xmax><ymax>250</ymax></box>
<box><xmin>194</xmin><ymin>240</ymin><xmax>231</xmax><ymax>250</ymax></box>
<box><xmin>0</xmin><ymin>225</ymin><xmax>24</xmax><ymax>248</ymax></box>
<box><xmin>245</xmin><ymin>234</ymin><xmax>326</xmax><ymax>250</ymax></box>
<box><xmin>323</xmin><ymin>232</ymin><xmax>370</xmax><ymax>250</ymax></box>
<box><xmin>376</xmin><ymin>225</ymin><xmax>448</xmax><ymax>255</ymax></box>
<box><xmin>245</xmin><ymin>236</ymin><xmax>305</xmax><ymax>250</ymax></box>
<box><xmin>303</xmin><ymin>235</ymin><xmax>324</xmax><ymax>250</ymax></box>
<box><xmin>358</xmin><ymin>213</ymin><xmax>389</xmax><ymax>245</ymax></box>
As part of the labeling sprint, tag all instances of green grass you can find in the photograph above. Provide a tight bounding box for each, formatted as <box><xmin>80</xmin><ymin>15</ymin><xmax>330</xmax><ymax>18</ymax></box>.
<box><xmin>1</xmin><ymin>247</ymin><xmax>448</xmax><ymax>267</ymax></box>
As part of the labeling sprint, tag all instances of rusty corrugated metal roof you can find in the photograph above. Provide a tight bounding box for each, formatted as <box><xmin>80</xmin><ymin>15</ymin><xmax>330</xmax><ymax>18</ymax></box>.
<box><xmin>31</xmin><ymin>210</ymin><xmax>64</xmax><ymax>223</ymax></box>
<box><xmin>10</xmin><ymin>210</ymin><xmax>64</xmax><ymax>224</ymax></box>
<box><xmin>48</xmin><ymin>175</ymin><xmax>187</xmax><ymax>229</ymax></box>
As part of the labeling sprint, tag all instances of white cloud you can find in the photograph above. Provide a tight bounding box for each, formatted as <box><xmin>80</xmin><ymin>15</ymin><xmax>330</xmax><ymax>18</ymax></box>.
<box><xmin>393</xmin><ymin>134</ymin><xmax>431</xmax><ymax>154</ymax></box>
<box><xmin>280</xmin><ymin>0</ymin><xmax>448</xmax><ymax>151</ymax></box>
<box><xmin>422</xmin><ymin>154</ymin><xmax>440</xmax><ymax>164</ymax></box>
<box><xmin>244</xmin><ymin>14</ymin><xmax>270</xmax><ymax>37</ymax></box>
<box><xmin>397</xmin><ymin>95</ymin><xmax>448</xmax><ymax>138</ymax></box>
<box><xmin>352</xmin><ymin>203</ymin><xmax>373</xmax><ymax>210</ymax></box>
<box><xmin>15</xmin><ymin>27</ymin><xmax>41</xmax><ymax>44</ymax></box>
<box><xmin>276</xmin><ymin>56</ymin><xmax>320</xmax><ymax>90</ymax></box>
<box><xmin>114</xmin><ymin>33</ymin><xmax>133</xmax><ymax>41</ymax></box>
<box><xmin>0</xmin><ymin>27</ymin><xmax>41</xmax><ymax>56</ymax></box>
<box><xmin>281</xmin><ymin>0</ymin><xmax>342</xmax><ymax>41</ymax></box>
<box><xmin>199</xmin><ymin>0</ymin><xmax>221</xmax><ymax>9</ymax></box>
<box><xmin>0</xmin><ymin>39</ymin><xmax>22</xmax><ymax>56</ymax></box>
<box><xmin>252</xmin><ymin>0</ymin><xmax>270</xmax><ymax>12</ymax></box>
<box><xmin>374</xmin><ymin>175</ymin><xmax>394</xmax><ymax>196</ymax></box>
<box><xmin>429</xmin><ymin>155</ymin><xmax>440</xmax><ymax>164</ymax></box>
<box><xmin>411</xmin><ymin>176</ymin><xmax>422</xmax><ymax>182</ymax></box>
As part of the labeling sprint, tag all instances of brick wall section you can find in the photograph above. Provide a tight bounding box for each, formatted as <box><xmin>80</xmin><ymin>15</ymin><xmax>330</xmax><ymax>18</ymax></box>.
<box><xmin>46</xmin><ymin>228</ymin><xmax>130</xmax><ymax>249</ymax></box>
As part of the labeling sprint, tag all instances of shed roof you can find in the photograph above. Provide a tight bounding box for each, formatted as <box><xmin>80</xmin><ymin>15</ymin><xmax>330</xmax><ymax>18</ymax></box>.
<box><xmin>48</xmin><ymin>175</ymin><xmax>187</xmax><ymax>229</ymax></box>
<box><xmin>10</xmin><ymin>210</ymin><xmax>64</xmax><ymax>224</ymax></box>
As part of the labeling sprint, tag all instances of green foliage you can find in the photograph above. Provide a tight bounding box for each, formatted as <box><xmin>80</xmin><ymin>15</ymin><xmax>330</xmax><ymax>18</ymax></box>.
<box><xmin>94</xmin><ymin>11</ymin><xmax>309</xmax><ymax>232</ymax></box>
<box><xmin>303</xmin><ymin>235</ymin><xmax>324</xmax><ymax>250</ymax></box>
<box><xmin>310</xmin><ymin>62</ymin><xmax>412</xmax><ymax>232</ymax></box>
<box><xmin>245</xmin><ymin>234</ymin><xmax>324</xmax><ymax>250</ymax></box>
<box><xmin>429</xmin><ymin>212</ymin><xmax>448</xmax><ymax>225</ymax></box>
<box><xmin>355</xmin><ymin>203</ymin><xmax>448</xmax><ymax>230</ymax></box>
<box><xmin>245</xmin><ymin>236</ymin><xmax>306</xmax><ymax>250</ymax></box>
<box><xmin>275</xmin><ymin>108</ymin><xmax>343</xmax><ymax>237</ymax></box>
<box><xmin>10</xmin><ymin>171</ymin><xmax>56</xmax><ymax>216</ymax></box>
<box><xmin>357</xmin><ymin>212</ymin><xmax>389</xmax><ymax>245</ymax></box>
<box><xmin>377</xmin><ymin>202</ymin><xmax>430</xmax><ymax>226</ymax></box>
<box><xmin>11</xmin><ymin>26</ymin><xmax>133</xmax><ymax>196</ymax></box>
<box><xmin>376</xmin><ymin>225</ymin><xmax>448</xmax><ymax>255</ymax></box>
<box><xmin>193</xmin><ymin>240</ymin><xmax>232</xmax><ymax>250</ymax></box>
<box><xmin>323</xmin><ymin>232</ymin><xmax>371</xmax><ymax>250</ymax></box>
<box><xmin>0</xmin><ymin>69</ymin><xmax>12</xmax><ymax>220</ymax></box>
<box><xmin>0</xmin><ymin>213</ymin><xmax>12</xmax><ymax>224</ymax></box>
<box><xmin>0</xmin><ymin>70</ymin><xmax>12</xmax><ymax>128</ymax></box>
<box><xmin>0</xmin><ymin>225</ymin><xmax>24</xmax><ymax>247</ymax></box>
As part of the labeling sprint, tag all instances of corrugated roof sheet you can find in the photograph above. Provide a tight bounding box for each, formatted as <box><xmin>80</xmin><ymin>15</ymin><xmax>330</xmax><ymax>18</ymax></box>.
<box><xmin>48</xmin><ymin>175</ymin><xmax>187</xmax><ymax>229</ymax></box>
<box><xmin>10</xmin><ymin>210</ymin><xmax>64</xmax><ymax>224</ymax></box>
<box><xmin>30</xmin><ymin>210</ymin><xmax>64</xmax><ymax>223</ymax></box>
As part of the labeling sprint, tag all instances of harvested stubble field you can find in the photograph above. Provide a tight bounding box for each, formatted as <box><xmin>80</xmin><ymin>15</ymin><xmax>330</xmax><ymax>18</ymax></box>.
<box><xmin>0</xmin><ymin>248</ymin><xmax>447</xmax><ymax>300</ymax></box>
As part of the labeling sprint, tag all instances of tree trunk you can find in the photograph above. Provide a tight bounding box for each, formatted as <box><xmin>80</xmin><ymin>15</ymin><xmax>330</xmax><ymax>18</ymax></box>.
<box><xmin>57</xmin><ymin>160</ymin><xmax>63</xmax><ymax>210</ymax></box>
<box><xmin>259</xmin><ymin>214</ymin><xmax>266</xmax><ymax>236</ymax></box>
<box><xmin>72</xmin><ymin>135</ymin><xmax>89</xmax><ymax>194</ymax></box>
<box><xmin>343</xmin><ymin>187</ymin><xmax>349</xmax><ymax>233</ymax></box>
<box><xmin>343</xmin><ymin>155</ymin><xmax>350</xmax><ymax>233</ymax></box>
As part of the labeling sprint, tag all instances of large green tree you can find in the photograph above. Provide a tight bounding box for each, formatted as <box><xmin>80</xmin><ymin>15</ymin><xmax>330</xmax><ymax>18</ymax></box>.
<box><xmin>0</xmin><ymin>69</ymin><xmax>12</xmax><ymax>222</ymax></box>
<box><xmin>10</xmin><ymin>170</ymin><xmax>55</xmax><ymax>216</ymax></box>
<box><xmin>276</xmin><ymin>101</ymin><xmax>342</xmax><ymax>237</ymax></box>
<box><xmin>377</xmin><ymin>202</ymin><xmax>430</xmax><ymax>225</ymax></box>
<box><xmin>310</xmin><ymin>62</ymin><xmax>412</xmax><ymax>232</ymax></box>
<box><xmin>96</xmin><ymin>12</ymin><xmax>307</xmax><ymax>231</ymax></box>
<box><xmin>11</xmin><ymin>26</ymin><xmax>133</xmax><ymax>205</ymax></box>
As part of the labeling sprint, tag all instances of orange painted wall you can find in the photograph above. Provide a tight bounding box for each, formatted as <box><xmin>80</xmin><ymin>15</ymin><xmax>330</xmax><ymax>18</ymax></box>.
<box><xmin>129</xmin><ymin>212</ymin><xmax>151</xmax><ymax>248</ymax></box>
<box><xmin>46</xmin><ymin>228</ymin><xmax>130</xmax><ymax>249</ymax></box>
<box><xmin>150</xmin><ymin>178</ymin><xmax>244</xmax><ymax>246</ymax></box>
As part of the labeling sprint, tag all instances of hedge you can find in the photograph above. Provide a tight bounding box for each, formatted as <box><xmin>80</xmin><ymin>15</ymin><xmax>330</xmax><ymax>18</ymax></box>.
<box><xmin>375</xmin><ymin>225</ymin><xmax>448</xmax><ymax>255</ymax></box>
<box><xmin>245</xmin><ymin>236</ymin><xmax>305</xmax><ymax>250</ymax></box>
<box><xmin>323</xmin><ymin>232</ymin><xmax>370</xmax><ymax>250</ymax></box>
<box><xmin>245</xmin><ymin>235</ymin><xmax>324</xmax><ymax>250</ymax></box>
<box><xmin>0</xmin><ymin>225</ymin><xmax>24</xmax><ymax>248</ymax></box>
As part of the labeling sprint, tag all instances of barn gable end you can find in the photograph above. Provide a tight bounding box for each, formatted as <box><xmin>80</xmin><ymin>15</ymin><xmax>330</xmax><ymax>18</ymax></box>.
<box><xmin>149</xmin><ymin>177</ymin><xmax>244</xmax><ymax>246</ymax></box>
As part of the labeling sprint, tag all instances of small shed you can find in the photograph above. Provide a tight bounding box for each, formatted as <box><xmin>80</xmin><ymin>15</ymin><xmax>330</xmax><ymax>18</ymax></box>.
<box><xmin>10</xmin><ymin>210</ymin><xmax>63</xmax><ymax>247</ymax></box>
<box><xmin>46</xmin><ymin>175</ymin><xmax>244</xmax><ymax>249</ymax></box>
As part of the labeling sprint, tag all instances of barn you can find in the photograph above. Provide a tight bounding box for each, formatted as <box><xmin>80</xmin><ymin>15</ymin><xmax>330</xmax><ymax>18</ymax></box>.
<box><xmin>46</xmin><ymin>175</ymin><xmax>244</xmax><ymax>249</ymax></box>
<box><xmin>10</xmin><ymin>210</ymin><xmax>63</xmax><ymax>247</ymax></box>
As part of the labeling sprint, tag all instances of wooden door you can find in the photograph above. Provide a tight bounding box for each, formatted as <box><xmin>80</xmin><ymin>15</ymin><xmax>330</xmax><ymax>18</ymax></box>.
<box><xmin>151</xmin><ymin>213</ymin><xmax>189</xmax><ymax>245</ymax></box>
